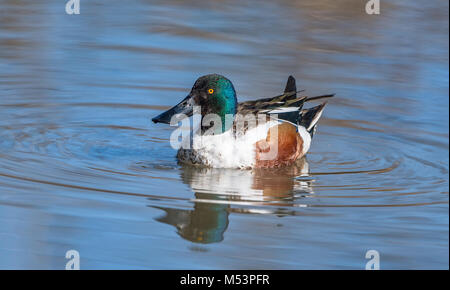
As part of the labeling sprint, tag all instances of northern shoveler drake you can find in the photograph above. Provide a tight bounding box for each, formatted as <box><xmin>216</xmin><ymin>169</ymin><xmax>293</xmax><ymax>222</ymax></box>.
<box><xmin>152</xmin><ymin>74</ymin><xmax>333</xmax><ymax>169</ymax></box>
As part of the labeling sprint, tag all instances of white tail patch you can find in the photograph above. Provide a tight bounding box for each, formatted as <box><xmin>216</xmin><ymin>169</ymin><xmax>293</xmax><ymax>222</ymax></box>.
<box><xmin>307</xmin><ymin>107</ymin><xmax>324</xmax><ymax>131</ymax></box>
<box><xmin>267</xmin><ymin>107</ymin><xmax>299</xmax><ymax>114</ymax></box>
<box><xmin>297</xmin><ymin>126</ymin><xmax>312</xmax><ymax>156</ymax></box>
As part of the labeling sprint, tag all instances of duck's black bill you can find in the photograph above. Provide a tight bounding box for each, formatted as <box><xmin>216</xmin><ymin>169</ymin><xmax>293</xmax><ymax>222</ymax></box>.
<box><xmin>152</xmin><ymin>95</ymin><xmax>194</xmax><ymax>124</ymax></box>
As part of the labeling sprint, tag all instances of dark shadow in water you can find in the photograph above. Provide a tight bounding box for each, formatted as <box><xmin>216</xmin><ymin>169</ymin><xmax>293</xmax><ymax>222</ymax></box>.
<box><xmin>152</xmin><ymin>158</ymin><xmax>311</xmax><ymax>244</ymax></box>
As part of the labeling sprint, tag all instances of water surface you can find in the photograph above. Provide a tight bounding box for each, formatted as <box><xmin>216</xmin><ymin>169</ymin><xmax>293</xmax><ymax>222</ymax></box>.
<box><xmin>0</xmin><ymin>0</ymin><xmax>448</xmax><ymax>269</ymax></box>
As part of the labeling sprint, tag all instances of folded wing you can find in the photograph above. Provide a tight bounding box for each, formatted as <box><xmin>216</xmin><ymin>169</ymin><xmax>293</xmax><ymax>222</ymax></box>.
<box><xmin>237</xmin><ymin>75</ymin><xmax>334</xmax><ymax>125</ymax></box>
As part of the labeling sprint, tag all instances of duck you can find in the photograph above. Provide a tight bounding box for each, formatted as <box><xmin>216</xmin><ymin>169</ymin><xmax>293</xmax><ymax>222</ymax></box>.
<box><xmin>152</xmin><ymin>74</ymin><xmax>333</xmax><ymax>169</ymax></box>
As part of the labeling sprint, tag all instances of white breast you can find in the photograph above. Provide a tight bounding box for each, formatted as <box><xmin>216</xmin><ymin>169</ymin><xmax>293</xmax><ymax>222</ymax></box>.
<box><xmin>177</xmin><ymin>120</ymin><xmax>279</xmax><ymax>168</ymax></box>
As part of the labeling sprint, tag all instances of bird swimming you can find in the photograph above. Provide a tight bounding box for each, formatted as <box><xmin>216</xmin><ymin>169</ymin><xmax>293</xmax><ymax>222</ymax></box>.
<box><xmin>152</xmin><ymin>74</ymin><xmax>333</xmax><ymax>169</ymax></box>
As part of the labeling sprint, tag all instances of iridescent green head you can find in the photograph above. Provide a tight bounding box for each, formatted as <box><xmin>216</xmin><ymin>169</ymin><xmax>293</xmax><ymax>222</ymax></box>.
<box><xmin>152</xmin><ymin>74</ymin><xmax>237</xmax><ymax>133</ymax></box>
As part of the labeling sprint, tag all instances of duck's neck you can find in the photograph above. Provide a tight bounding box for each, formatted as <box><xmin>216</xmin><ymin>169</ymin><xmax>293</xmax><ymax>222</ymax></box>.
<box><xmin>200</xmin><ymin>110</ymin><xmax>236</xmax><ymax>135</ymax></box>
<box><xmin>201</xmin><ymin>86</ymin><xmax>237</xmax><ymax>134</ymax></box>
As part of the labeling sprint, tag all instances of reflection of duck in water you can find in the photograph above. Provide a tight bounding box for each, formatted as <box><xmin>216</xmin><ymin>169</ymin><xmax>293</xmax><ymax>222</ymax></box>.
<box><xmin>154</xmin><ymin>194</ymin><xmax>229</xmax><ymax>244</ymax></box>
<box><xmin>153</xmin><ymin>158</ymin><xmax>312</xmax><ymax>244</ymax></box>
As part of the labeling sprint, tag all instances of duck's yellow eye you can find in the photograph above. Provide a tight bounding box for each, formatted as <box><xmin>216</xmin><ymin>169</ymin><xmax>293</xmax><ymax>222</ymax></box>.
<box><xmin>208</xmin><ymin>89</ymin><xmax>214</xmax><ymax>94</ymax></box>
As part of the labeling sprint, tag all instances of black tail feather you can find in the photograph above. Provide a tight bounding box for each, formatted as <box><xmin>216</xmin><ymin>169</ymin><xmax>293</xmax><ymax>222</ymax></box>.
<box><xmin>298</xmin><ymin>102</ymin><xmax>327</xmax><ymax>135</ymax></box>
<box><xmin>283</xmin><ymin>75</ymin><xmax>297</xmax><ymax>100</ymax></box>
<box><xmin>305</xmin><ymin>94</ymin><xmax>335</xmax><ymax>102</ymax></box>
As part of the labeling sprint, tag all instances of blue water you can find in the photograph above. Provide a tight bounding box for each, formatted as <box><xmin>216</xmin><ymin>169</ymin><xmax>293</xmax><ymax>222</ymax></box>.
<box><xmin>0</xmin><ymin>0</ymin><xmax>448</xmax><ymax>269</ymax></box>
